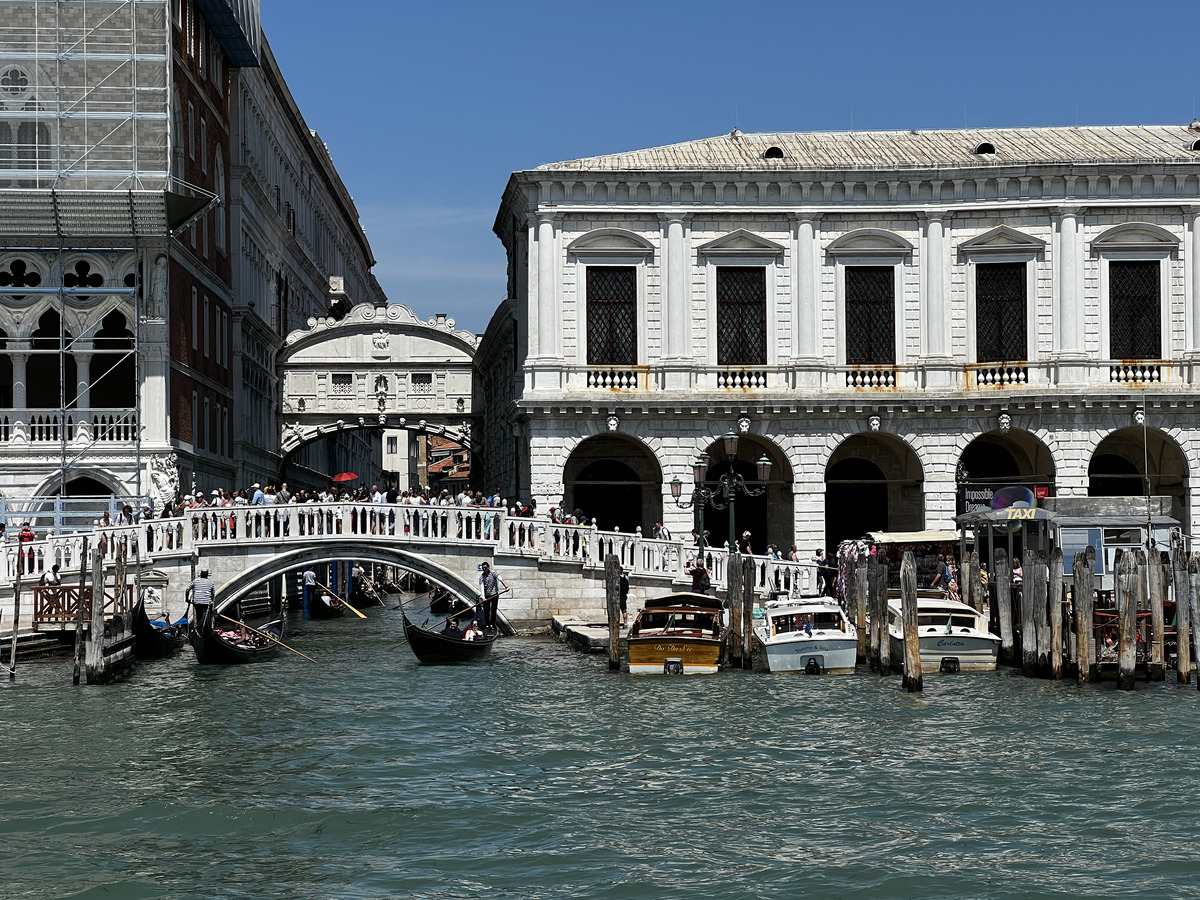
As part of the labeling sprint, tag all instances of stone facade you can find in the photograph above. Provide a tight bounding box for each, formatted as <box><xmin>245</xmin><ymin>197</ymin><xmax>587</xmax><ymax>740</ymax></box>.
<box><xmin>481</xmin><ymin>126</ymin><xmax>1200</xmax><ymax>552</ymax></box>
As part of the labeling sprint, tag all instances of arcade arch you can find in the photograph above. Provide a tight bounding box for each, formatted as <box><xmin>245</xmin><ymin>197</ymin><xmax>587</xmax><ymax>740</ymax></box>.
<box><xmin>562</xmin><ymin>434</ymin><xmax>662</xmax><ymax>533</ymax></box>
<box><xmin>1088</xmin><ymin>427</ymin><xmax>1189</xmax><ymax>525</ymax></box>
<box><xmin>696</xmin><ymin>434</ymin><xmax>793</xmax><ymax>552</ymax></box>
<box><xmin>957</xmin><ymin>430</ymin><xmax>1055</xmax><ymax>512</ymax></box>
<box><xmin>825</xmin><ymin>434</ymin><xmax>923</xmax><ymax>549</ymax></box>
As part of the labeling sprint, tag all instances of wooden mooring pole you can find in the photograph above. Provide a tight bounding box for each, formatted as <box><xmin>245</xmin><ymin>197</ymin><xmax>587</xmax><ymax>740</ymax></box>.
<box><xmin>1074</xmin><ymin>547</ymin><xmax>1095</xmax><ymax>684</ymax></box>
<box><xmin>1032</xmin><ymin>551</ymin><xmax>1051</xmax><ymax>677</ymax></box>
<box><xmin>1116</xmin><ymin>550</ymin><xmax>1138</xmax><ymax>690</ymax></box>
<box><xmin>741</xmin><ymin>556</ymin><xmax>755</xmax><ymax>670</ymax></box>
<box><xmin>855</xmin><ymin>550</ymin><xmax>868</xmax><ymax>664</ymax></box>
<box><xmin>1174</xmin><ymin>542</ymin><xmax>1191</xmax><ymax>685</ymax></box>
<box><xmin>1048</xmin><ymin>548</ymin><xmax>1063</xmax><ymax>680</ymax></box>
<box><xmin>876</xmin><ymin>551</ymin><xmax>891</xmax><ymax>676</ymax></box>
<box><xmin>1148</xmin><ymin>549</ymin><xmax>1166</xmax><ymax>681</ymax></box>
<box><xmin>604</xmin><ymin>553</ymin><xmax>621</xmax><ymax>672</ymax></box>
<box><xmin>1020</xmin><ymin>549</ymin><xmax>1037</xmax><ymax>676</ymax></box>
<box><xmin>84</xmin><ymin>546</ymin><xmax>105</xmax><ymax>684</ymax></box>
<box><xmin>867</xmin><ymin>551</ymin><xmax>880</xmax><ymax>671</ymax></box>
<box><xmin>726</xmin><ymin>551</ymin><xmax>742</xmax><ymax>668</ymax></box>
<box><xmin>7</xmin><ymin>568</ymin><xmax>20</xmax><ymax>678</ymax></box>
<box><xmin>900</xmin><ymin>551</ymin><xmax>922</xmax><ymax>692</ymax></box>
<box><xmin>1190</xmin><ymin>553</ymin><xmax>1200</xmax><ymax>693</ymax></box>
<box><xmin>73</xmin><ymin>537</ymin><xmax>89</xmax><ymax>685</ymax></box>
<box><xmin>995</xmin><ymin>548</ymin><xmax>1013</xmax><ymax>666</ymax></box>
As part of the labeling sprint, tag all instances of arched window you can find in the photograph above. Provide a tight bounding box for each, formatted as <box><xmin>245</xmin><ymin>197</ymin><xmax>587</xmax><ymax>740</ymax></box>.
<box><xmin>28</xmin><ymin>309</ymin><xmax>76</xmax><ymax>409</ymax></box>
<box><xmin>91</xmin><ymin>310</ymin><xmax>135</xmax><ymax>409</ymax></box>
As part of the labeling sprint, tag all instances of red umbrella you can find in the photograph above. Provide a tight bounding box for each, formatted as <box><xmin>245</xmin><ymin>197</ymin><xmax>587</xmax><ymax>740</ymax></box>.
<box><xmin>331</xmin><ymin>472</ymin><xmax>358</xmax><ymax>483</ymax></box>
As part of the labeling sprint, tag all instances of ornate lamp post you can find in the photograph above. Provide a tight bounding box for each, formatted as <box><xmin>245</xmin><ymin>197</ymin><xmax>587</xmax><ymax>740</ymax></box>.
<box><xmin>670</xmin><ymin>430</ymin><xmax>773</xmax><ymax>555</ymax></box>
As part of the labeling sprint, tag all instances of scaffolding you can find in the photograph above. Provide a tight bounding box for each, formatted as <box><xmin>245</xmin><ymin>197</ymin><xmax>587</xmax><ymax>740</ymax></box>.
<box><xmin>0</xmin><ymin>0</ymin><xmax>172</xmax><ymax>530</ymax></box>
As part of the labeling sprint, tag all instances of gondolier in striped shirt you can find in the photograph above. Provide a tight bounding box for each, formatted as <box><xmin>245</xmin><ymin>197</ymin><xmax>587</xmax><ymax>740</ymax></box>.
<box><xmin>186</xmin><ymin>568</ymin><xmax>216</xmax><ymax>627</ymax></box>
<box><xmin>478</xmin><ymin>561</ymin><xmax>508</xmax><ymax>628</ymax></box>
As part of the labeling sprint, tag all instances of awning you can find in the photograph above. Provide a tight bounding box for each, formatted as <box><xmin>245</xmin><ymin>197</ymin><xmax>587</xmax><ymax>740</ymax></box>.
<box><xmin>956</xmin><ymin>507</ymin><xmax>1056</xmax><ymax>527</ymax></box>
<box><xmin>1053</xmin><ymin>515</ymin><xmax>1178</xmax><ymax>528</ymax></box>
<box><xmin>864</xmin><ymin>530</ymin><xmax>961</xmax><ymax>544</ymax></box>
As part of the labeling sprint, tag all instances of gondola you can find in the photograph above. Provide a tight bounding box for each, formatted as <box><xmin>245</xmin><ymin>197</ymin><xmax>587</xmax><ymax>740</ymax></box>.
<box><xmin>189</xmin><ymin>607</ymin><xmax>284</xmax><ymax>664</ymax></box>
<box><xmin>401</xmin><ymin>608</ymin><xmax>497</xmax><ymax>664</ymax></box>
<box><xmin>428</xmin><ymin>588</ymin><xmax>472</xmax><ymax>618</ymax></box>
<box><xmin>307</xmin><ymin>592</ymin><xmax>346</xmax><ymax>619</ymax></box>
<box><xmin>132</xmin><ymin>598</ymin><xmax>188</xmax><ymax>660</ymax></box>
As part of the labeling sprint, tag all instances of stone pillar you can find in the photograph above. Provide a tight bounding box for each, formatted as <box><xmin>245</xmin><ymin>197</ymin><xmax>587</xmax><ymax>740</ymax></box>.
<box><xmin>1055</xmin><ymin>207</ymin><xmax>1087</xmax><ymax>381</ymax></box>
<box><xmin>923</xmin><ymin>215</ymin><xmax>947</xmax><ymax>357</ymax></box>
<box><xmin>925</xmin><ymin>478</ymin><xmax>958</xmax><ymax>531</ymax></box>
<box><xmin>75</xmin><ymin>350</ymin><xmax>92</xmax><ymax>410</ymax></box>
<box><xmin>660</xmin><ymin>214</ymin><xmax>692</xmax><ymax>390</ymax></box>
<box><xmin>10</xmin><ymin>348</ymin><xmax>28</xmax><ymax>408</ymax></box>
<box><xmin>792</xmin><ymin>215</ymin><xmax>822</xmax><ymax>387</ymax></box>
<box><xmin>536</xmin><ymin>213</ymin><xmax>557</xmax><ymax>358</ymax></box>
<box><xmin>139</xmin><ymin>330</ymin><xmax>170</xmax><ymax>444</ymax></box>
<box><xmin>1190</xmin><ymin>207</ymin><xmax>1200</xmax><ymax>353</ymax></box>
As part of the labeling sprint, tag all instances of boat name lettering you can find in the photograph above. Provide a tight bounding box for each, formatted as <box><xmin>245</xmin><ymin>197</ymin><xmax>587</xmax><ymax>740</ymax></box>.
<box><xmin>935</xmin><ymin>639</ymin><xmax>966</xmax><ymax>648</ymax></box>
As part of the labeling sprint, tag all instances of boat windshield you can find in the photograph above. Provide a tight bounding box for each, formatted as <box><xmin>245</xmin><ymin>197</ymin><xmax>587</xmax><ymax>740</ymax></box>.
<box><xmin>771</xmin><ymin>611</ymin><xmax>844</xmax><ymax>635</ymax></box>
<box><xmin>636</xmin><ymin>610</ymin><xmax>718</xmax><ymax>633</ymax></box>
<box><xmin>917</xmin><ymin>614</ymin><xmax>978</xmax><ymax>629</ymax></box>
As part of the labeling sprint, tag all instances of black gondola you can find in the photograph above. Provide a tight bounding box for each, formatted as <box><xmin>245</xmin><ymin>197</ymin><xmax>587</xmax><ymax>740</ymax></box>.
<box><xmin>132</xmin><ymin>598</ymin><xmax>188</xmax><ymax>660</ymax></box>
<box><xmin>428</xmin><ymin>588</ymin><xmax>471</xmax><ymax>618</ymax></box>
<box><xmin>190</xmin><ymin>608</ymin><xmax>284</xmax><ymax>664</ymax></box>
<box><xmin>401</xmin><ymin>608</ymin><xmax>497</xmax><ymax>664</ymax></box>
<box><xmin>308</xmin><ymin>592</ymin><xmax>345</xmax><ymax>619</ymax></box>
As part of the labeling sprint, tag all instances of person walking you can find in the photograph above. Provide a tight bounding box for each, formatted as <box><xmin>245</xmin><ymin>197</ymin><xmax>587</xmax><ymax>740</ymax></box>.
<box><xmin>186</xmin><ymin>567</ymin><xmax>216</xmax><ymax>628</ymax></box>
<box><xmin>478</xmin><ymin>560</ymin><xmax>508</xmax><ymax>629</ymax></box>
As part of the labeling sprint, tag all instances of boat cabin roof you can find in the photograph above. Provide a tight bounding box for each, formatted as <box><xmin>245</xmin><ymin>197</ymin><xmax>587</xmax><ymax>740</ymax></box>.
<box><xmin>639</xmin><ymin>592</ymin><xmax>724</xmax><ymax>613</ymax></box>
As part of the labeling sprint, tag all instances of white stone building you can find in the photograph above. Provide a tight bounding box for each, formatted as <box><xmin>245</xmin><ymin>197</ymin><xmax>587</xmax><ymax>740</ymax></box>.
<box><xmin>480</xmin><ymin>125</ymin><xmax>1200</xmax><ymax>553</ymax></box>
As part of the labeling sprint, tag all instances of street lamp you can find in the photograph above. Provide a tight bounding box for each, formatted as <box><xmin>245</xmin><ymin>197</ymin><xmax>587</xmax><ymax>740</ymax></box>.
<box><xmin>670</xmin><ymin>430</ymin><xmax>773</xmax><ymax>558</ymax></box>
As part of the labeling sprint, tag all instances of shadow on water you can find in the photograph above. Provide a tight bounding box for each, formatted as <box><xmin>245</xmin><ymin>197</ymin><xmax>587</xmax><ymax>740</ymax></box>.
<box><xmin>4</xmin><ymin>606</ymin><xmax>1200</xmax><ymax>899</ymax></box>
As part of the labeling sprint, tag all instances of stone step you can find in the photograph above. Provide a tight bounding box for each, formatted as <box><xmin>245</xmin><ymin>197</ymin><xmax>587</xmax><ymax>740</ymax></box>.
<box><xmin>0</xmin><ymin>630</ymin><xmax>74</xmax><ymax>662</ymax></box>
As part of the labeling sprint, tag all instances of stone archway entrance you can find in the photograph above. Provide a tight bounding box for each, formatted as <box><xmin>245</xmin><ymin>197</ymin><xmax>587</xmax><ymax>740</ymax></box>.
<box><xmin>563</xmin><ymin>434</ymin><xmax>662</xmax><ymax>533</ymax></box>
<box><xmin>697</xmin><ymin>434</ymin><xmax>793</xmax><ymax>553</ymax></box>
<box><xmin>825</xmin><ymin>434</ymin><xmax>923</xmax><ymax>550</ymax></box>
<box><xmin>1089</xmin><ymin>427</ymin><xmax>1189</xmax><ymax>527</ymax></box>
<box><xmin>957</xmin><ymin>430</ymin><xmax>1055</xmax><ymax>513</ymax></box>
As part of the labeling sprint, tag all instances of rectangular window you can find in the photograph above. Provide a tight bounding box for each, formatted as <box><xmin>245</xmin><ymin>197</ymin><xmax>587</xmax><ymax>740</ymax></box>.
<box><xmin>191</xmin><ymin>287</ymin><xmax>198</xmax><ymax>349</ymax></box>
<box><xmin>1110</xmin><ymin>261</ymin><xmax>1160</xmax><ymax>359</ymax></box>
<box><xmin>844</xmin><ymin>266</ymin><xmax>895</xmax><ymax>366</ymax></box>
<box><xmin>585</xmin><ymin>266</ymin><xmax>637</xmax><ymax>365</ymax></box>
<box><xmin>715</xmin><ymin>267</ymin><xmax>766</xmax><ymax>365</ymax></box>
<box><xmin>201</xmin><ymin>215</ymin><xmax>208</xmax><ymax>257</ymax></box>
<box><xmin>203</xmin><ymin>295</ymin><xmax>210</xmax><ymax>357</ymax></box>
<box><xmin>203</xmin><ymin>398</ymin><xmax>210</xmax><ymax>452</ymax></box>
<box><xmin>187</xmin><ymin>102</ymin><xmax>195</xmax><ymax>159</ymax></box>
<box><xmin>223</xmin><ymin>310</ymin><xmax>229</xmax><ymax>367</ymax></box>
<box><xmin>975</xmin><ymin>262</ymin><xmax>1027</xmax><ymax>363</ymax></box>
<box><xmin>192</xmin><ymin>391</ymin><xmax>199</xmax><ymax>448</ymax></box>
<box><xmin>410</xmin><ymin>373</ymin><xmax>433</xmax><ymax>393</ymax></box>
<box><xmin>200</xmin><ymin>118</ymin><xmax>207</xmax><ymax>173</ymax></box>
<box><xmin>214</xmin><ymin>306</ymin><xmax>222</xmax><ymax>365</ymax></box>
<box><xmin>387</xmin><ymin>436</ymin><xmax>398</xmax><ymax>455</ymax></box>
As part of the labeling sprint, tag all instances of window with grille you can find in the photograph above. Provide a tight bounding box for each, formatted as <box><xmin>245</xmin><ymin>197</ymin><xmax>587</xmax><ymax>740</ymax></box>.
<box><xmin>331</xmin><ymin>374</ymin><xmax>353</xmax><ymax>395</ymax></box>
<box><xmin>586</xmin><ymin>267</ymin><xmax>637</xmax><ymax>365</ymax></box>
<box><xmin>975</xmin><ymin>262</ymin><xmax>1027</xmax><ymax>363</ymax></box>
<box><xmin>716</xmin><ymin>267</ymin><xmax>766</xmax><ymax>365</ymax></box>
<box><xmin>845</xmin><ymin>266</ymin><xmax>894</xmax><ymax>365</ymax></box>
<box><xmin>1110</xmin><ymin>261</ymin><xmax>1160</xmax><ymax>360</ymax></box>
<box><xmin>411</xmin><ymin>373</ymin><xmax>433</xmax><ymax>394</ymax></box>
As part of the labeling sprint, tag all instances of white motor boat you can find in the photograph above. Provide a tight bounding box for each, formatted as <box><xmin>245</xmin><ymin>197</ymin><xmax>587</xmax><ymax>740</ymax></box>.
<box><xmin>753</xmin><ymin>596</ymin><xmax>858</xmax><ymax>674</ymax></box>
<box><xmin>886</xmin><ymin>593</ymin><xmax>1000</xmax><ymax>673</ymax></box>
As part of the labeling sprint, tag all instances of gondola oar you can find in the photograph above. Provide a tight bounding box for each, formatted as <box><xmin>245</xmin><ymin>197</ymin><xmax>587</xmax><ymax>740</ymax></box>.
<box><xmin>217</xmin><ymin>613</ymin><xmax>317</xmax><ymax>663</ymax></box>
<box><xmin>312</xmin><ymin>579</ymin><xmax>367</xmax><ymax>619</ymax></box>
<box><xmin>360</xmin><ymin>578</ymin><xmax>386</xmax><ymax>607</ymax></box>
<box><xmin>394</xmin><ymin>587</ymin><xmax>435</xmax><ymax>610</ymax></box>
<box><xmin>419</xmin><ymin>588</ymin><xmax>508</xmax><ymax>633</ymax></box>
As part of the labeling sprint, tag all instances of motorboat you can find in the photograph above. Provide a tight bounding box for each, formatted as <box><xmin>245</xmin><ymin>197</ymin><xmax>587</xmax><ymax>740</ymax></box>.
<box><xmin>627</xmin><ymin>592</ymin><xmax>724</xmax><ymax>675</ymax></box>
<box><xmin>886</xmin><ymin>592</ymin><xmax>1000</xmax><ymax>673</ymax></box>
<box><xmin>753</xmin><ymin>596</ymin><xmax>857</xmax><ymax>674</ymax></box>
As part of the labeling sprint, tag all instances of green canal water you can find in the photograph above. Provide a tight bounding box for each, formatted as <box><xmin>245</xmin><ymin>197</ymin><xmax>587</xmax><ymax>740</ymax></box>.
<box><xmin>3</xmin><ymin>602</ymin><xmax>1200</xmax><ymax>899</ymax></box>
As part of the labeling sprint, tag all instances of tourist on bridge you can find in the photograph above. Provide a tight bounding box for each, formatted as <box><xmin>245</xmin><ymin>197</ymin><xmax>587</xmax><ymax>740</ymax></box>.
<box><xmin>478</xmin><ymin>561</ymin><xmax>508</xmax><ymax>628</ymax></box>
<box><xmin>186</xmin><ymin>568</ymin><xmax>216</xmax><ymax>627</ymax></box>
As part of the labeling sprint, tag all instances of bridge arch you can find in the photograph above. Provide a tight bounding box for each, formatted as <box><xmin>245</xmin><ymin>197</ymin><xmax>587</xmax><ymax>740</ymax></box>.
<box><xmin>209</xmin><ymin>541</ymin><xmax>484</xmax><ymax>615</ymax></box>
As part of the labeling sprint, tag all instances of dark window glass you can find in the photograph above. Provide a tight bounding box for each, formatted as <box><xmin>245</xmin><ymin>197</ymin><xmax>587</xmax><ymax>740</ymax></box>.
<box><xmin>716</xmin><ymin>267</ymin><xmax>766</xmax><ymax>365</ymax></box>
<box><xmin>845</xmin><ymin>266</ymin><xmax>894</xmax><ymax>365</ymax></box>
<box><xmin>1110</xmin><ymin>261</ymin><xmax>1160</xmax><ymax>359</ymax></box>
<box><xmin>975</xmin><ymin>262</ymin><xmax>1027</xmax><ymax>363</ymax></box>
<box><xmin>586</xmin><ymin>266</ymin><xmax>637</xmax><ymax>366</ymax></box>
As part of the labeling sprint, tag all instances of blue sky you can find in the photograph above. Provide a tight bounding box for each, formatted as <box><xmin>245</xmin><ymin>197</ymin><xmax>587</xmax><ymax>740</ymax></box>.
<box><xmin>262</xmin><ymin>0</ymin><xmax>1200</xmax><ymax>335</ymax></box>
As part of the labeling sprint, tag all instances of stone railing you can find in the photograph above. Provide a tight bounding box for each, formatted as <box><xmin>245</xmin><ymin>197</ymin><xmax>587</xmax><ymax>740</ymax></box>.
<box><xmin>0</xmin><ymin>504</ymin><xmax>818</xmax><ymax>598</ymax></box>
<box><xmin>0</xmin><ymin>408</ymin><xmax>139</xmax><ymax>444</ymax></box>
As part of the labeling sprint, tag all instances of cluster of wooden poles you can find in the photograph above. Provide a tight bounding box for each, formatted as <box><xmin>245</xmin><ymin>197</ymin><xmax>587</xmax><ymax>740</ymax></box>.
<box><xmin>844</xmin><ymin>541</ymin><xmax>1200</xmax><ymax>692</ymax></box>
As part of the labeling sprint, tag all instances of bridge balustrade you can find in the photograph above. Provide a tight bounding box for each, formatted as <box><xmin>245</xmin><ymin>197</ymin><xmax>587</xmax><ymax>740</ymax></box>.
<box><xmin>1</xmin><ymin>526</ymin><xmax>142</xmax><ymax>583</ymax></box>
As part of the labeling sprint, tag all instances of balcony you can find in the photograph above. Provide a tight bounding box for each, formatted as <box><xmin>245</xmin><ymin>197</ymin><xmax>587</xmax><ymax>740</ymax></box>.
<box><xmin>0</xmin><ymin>409</ymin><xmax>139</xmax><ymax>445</ymax></box>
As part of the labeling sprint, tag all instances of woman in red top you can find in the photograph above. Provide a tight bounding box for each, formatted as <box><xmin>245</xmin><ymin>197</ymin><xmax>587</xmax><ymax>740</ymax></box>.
<box><xmin>17</xmin><ymin>522</ymin><xmax>35</xmax><ymax>574</ymax></box>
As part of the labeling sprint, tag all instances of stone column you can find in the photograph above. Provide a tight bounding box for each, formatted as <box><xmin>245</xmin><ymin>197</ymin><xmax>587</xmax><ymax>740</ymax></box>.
<box><xmin>1190</xmin><ymin>207</ymin><xmax>1200</xmax><ymax>353</ymax></box>
<box><xmin>138</xmin><ymin>328</ymin><xmax>170</xmax><ymax>445</ymax></box>
<box><xmin>792</xmin><ymin>215</ymin><xmax>822</xmax><ymax>387</ymax></box>
<box><xmin>660</xmin><ymin>214</ymin><xmax>692</xmax><ymax>390</ymax></box>
<box><xmin>536</xmin><ymin>212</ymin><xmax>557</xmax><ymax>358</ymax></box>
<box><xmin>75</xmin><ymin>349</ymin><xmax>92</xmax><ymax>410</ymax></box>
<box><xmin>10</xmin><ymin>348</ymin><xmax>28</xmax><ymax>408</ymax></box>
<box><xmin>923</xmin><ymin>214</ymin><xmax>947</xmax><ymax>357</ymax></box>
<box><xmin>1055</xmin><ymin>207</ymin><xmax>1087</xmax><ymax>381</ymax></box>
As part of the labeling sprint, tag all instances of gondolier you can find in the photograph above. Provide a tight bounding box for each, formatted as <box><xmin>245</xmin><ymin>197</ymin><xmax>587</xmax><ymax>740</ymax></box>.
<box><xmin>478</xmin><ymin>561</ymin><xmax>508</xmax><ymax>628</ymax></box>
<box><xmin>186</xmin><ymin>568</ymin><xmax>216</xmax><ymax>626</ymax></box>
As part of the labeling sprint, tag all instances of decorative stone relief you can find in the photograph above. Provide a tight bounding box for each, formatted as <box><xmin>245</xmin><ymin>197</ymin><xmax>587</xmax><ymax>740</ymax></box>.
<box><xmin>1133</xmin><ymin>407</ymin><xmax>1146</xmax><ymax>426</ymax></box>
<box><xmin>148</xmin><ymin>452</ymin><xmax>179</xmax><ymax>510</ymax></box>
<box><xmin>371</xmin><ymin>331</ymin><xmax>390</xmax><ymax>356</ymax></box>
<box><xmin>737</xmin><ymin>416</ymin><xmax>751</xmax><ymax>434</ymax></box>
<box><xmin>148</xmin><ymin>254</ymin><xmax>167</xmax><ymax>319</ymax></box>
<box><xmin>868</xmin><ymin>415</ymin><xmax>881</xmax><ymax>432</ymax></box>
<box><xmin>607</xmin><ymin>415</ymin><xmax>620</xmax><ymax>432</ymax></box>
<box><xmin>998</xmin><ymin>412</ymin><xmax>1012</xmax><ymax>433</ymax></box>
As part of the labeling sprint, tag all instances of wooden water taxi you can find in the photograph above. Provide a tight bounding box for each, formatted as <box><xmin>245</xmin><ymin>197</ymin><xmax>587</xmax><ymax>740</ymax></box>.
<box><xmin>627</xmin><ymin>592</ymin><xmax>724</xmax><ymax>675</ymax></box>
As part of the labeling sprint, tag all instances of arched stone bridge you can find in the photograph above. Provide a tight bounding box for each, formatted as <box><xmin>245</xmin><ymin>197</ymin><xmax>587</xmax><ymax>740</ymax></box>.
<box><xmin>278</xmin><ymin>302</ymin><xmax>478</xmax><ymax>456</ymax></box>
